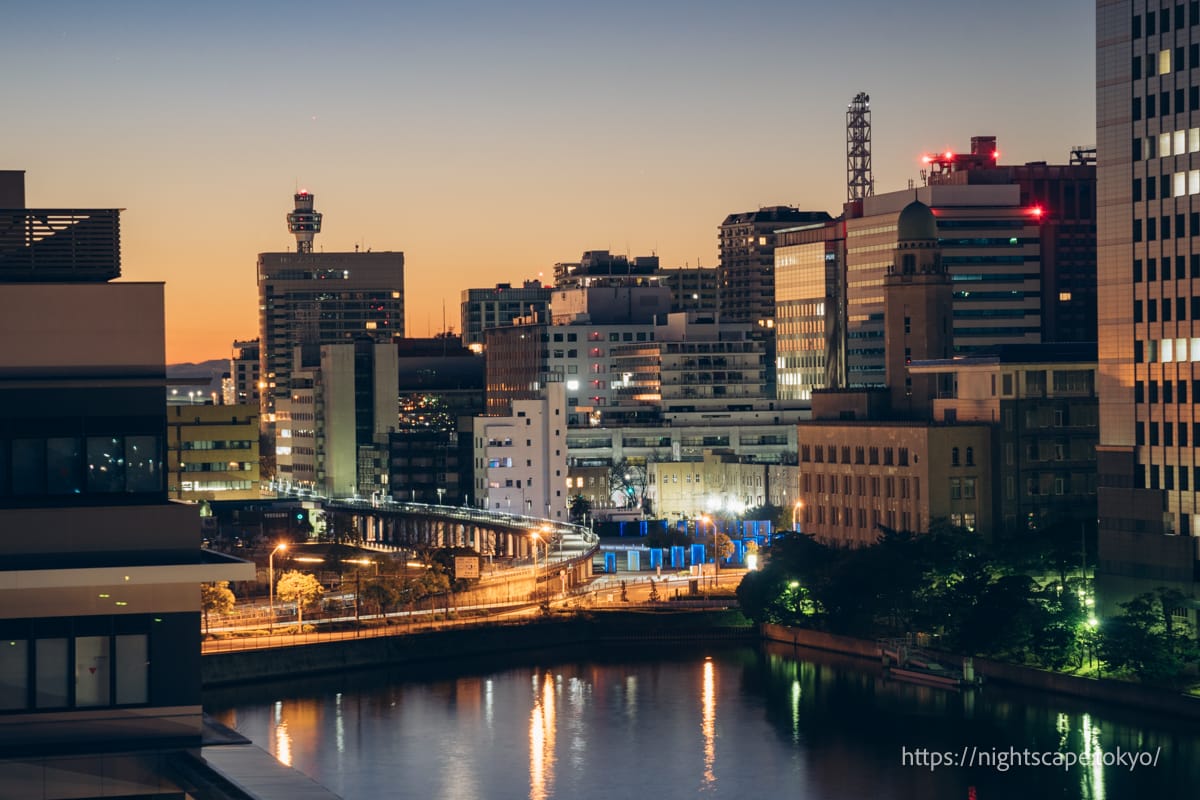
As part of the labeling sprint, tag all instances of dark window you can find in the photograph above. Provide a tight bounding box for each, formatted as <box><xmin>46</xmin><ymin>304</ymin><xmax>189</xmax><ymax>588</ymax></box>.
<box><xmin>1178</xmin><ymin>3</ymin><xmax>1186</xmax><ymax>28</ymax></box>
<box><xmin>1134</xmin><ymin>137</ymin><xmax>1143</xmax><ymax>160</ymax></box>
<box><xmin>1133</xmin><ymin>178</ymin><xmax>1143</xmax><ymax>202</ymax></box>
<box><xmin>1133</xmin><ymin>55</ymin><xmax>1143</xmax><ymax>79</ymax></box>
<box><xmin>1134</xmin><ymin>219</ymin><xmax>1143</xmax><ymax>242</ymax></box>
<box><xmin>1134</xmin><ymin>300</ymin><xmax>1144</xmax><ymax>323</ymax></box>
<box><xmin>1136</xmin><ymin>380</ymin><xmax>1145</xmax><ymax>403</ymax></box>
<box><xmin>1134</xmin><ymin>259</ymin><xmax>1143</xmax><ymax>282</ymax></box>
<box><xmin>1150</xmin><ymin>381</ymin><xmax>1159</xmax><ymax>403</ymax></box>
<box><xmin>1161</xmin><ymin>91</ymin><xmax>1170</xmax><ymax>116</ymax></box>
<box><xmin>1192</xmin><ymin>296</ymin><xmax>1200</xmax><ymax>317</ymax></box>
<box><xmin>1147</xmin><ymin>10</ymin><xmax>1157</xmax><ymax>34</ymax></box>
<box><xmin>1163</xmin><ymin>216</ymin><xmax>1171</xmax><ymax>239</ymax></box>
<box><xmin>1177</xmin><ymin>46</ymin><xmax>1186</xmax><ymax>72</ymax></box>
<box><xmin>1165</xmin><ymin>382</ymin><xmax>1174</xmax><ymax>403</ymax></box>
<box><xmin>1193</xmin><ymin>1</ymin><xmax>1200</xmax><ymax>26</ymax></box>
<box><xmin>1182</xmin><ymin>381</ymin><xmax>1190</xmax><ymax>404</ymax></box>
<box><xmin>1148</xmin><ymin>218</ymin><xmax>1157</xmax><ymax>241</ymax></box>
<box><xmin>1178</xmin><ymin>297</ymin><xmax>1187</xmax><ymax>319</ymax></box>
<box><xmin>1133</xmin><ymin>14</ymin><xmax>1142</xmax><ymax>37</ymax></box>
<box><xmin>1147</xmin><ymin>94</ymin><xmax>1156</xmax><ymax>118</ymax></box>
<box><xmin>1148</xmin><ymin>176</ymin><xmax>1157</xmax><ymax>200</ymax></box>
<box><xmin>1192</xmin><ymin>86</ymin><xmax>1200</xmax><ymax>112</ymax></box>
<box><xmin>1134</xmin><ymin>97</ymin><xmax>1143</xmax><ymax>121</ymax></box>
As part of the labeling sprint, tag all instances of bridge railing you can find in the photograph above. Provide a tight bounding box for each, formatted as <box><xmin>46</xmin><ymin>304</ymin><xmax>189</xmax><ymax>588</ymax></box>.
<box><xmin>323</xmin><ymin>497</ymin><xmax>599</xmax><ymax>547</ymax></box>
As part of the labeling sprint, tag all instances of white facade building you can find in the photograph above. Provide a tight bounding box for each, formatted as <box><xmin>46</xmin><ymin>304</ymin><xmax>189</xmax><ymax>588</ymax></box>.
<box><xmin>474</xmin><ymin>383</ymin><xmax>568</xmax><ymax>520</ymax></box>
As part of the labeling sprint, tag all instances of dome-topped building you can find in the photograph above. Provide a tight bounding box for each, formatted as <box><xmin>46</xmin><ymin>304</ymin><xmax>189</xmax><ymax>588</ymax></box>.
<box><xmin>896</xmin><ymin>199</ymin><xmax>938</xmax><ymax>243</ymax></box>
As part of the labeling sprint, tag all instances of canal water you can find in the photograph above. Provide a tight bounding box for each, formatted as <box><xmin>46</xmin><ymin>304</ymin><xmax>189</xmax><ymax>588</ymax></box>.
<box><xmin>206</xmin><ymin>642</ymin><xmax>1200</xmax><ymax>799</ymax></box>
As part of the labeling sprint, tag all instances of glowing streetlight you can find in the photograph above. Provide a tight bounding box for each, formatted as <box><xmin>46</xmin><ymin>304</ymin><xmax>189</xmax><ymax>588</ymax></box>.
<box><xmin>792</xmin><ymin>500</ymin><xmax>805</xmax><ymax>532</ymax></box>
<box><xmin>268</xmin><ymin>542</ymin><xmax>287</xmax><ymax>633</ymax></box>
<box><xmin>529</xmin><ymin>531</ymin><xmax>542</xmax><ymax>601</ymax></box>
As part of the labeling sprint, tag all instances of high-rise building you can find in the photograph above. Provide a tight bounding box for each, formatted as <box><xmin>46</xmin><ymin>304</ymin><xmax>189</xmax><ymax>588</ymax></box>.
<box><xmin>460</xmin><ymin>280</ymin><xmax>551</xmax><ymax>351</ymax></box>
<box><xmin>1095</xmin><ymin>1</ymin><xmax>1199</xmax><ymax>616</ymax></box>
<box><xmin>275</xmin><ymin>340</ymin><xmax>399</xmax><ymax>498</ymax></box>
<box><xmin>658</xmin><ymin>266</ymin><xmax>719</xmax><ymax>314</ymax></box>
<box><xmin>0</xmin><ymin>171</ymin><xmax>252</xmax><ymax>792</ymax></box>
<box><xmin>227</xmin><ymin>338</ymin><xmax>261</xmax><ymax>406</ymax></box>
<box><xmin>718</xmin><ymin>207</ymin><xmax>833</xmax><ymax>325</ymax></box>
<box><xmin>774</xmin><ymin>220</ymin><xmax>846</xmax><ymax>400</ymax></box>
<box><xmin>258</xmin><ymin>191</ymin><xmax>404</xmax><ymax>429</ymax></box>
<box><xmin>844</xmin><ymin>184</ymin><xmax>1045</xmax><ymax>387</ymax></box>
<box><xmin>166</xmin><ymin>403</ymin><xmax>261</xmax><ymax>501</ymax></box>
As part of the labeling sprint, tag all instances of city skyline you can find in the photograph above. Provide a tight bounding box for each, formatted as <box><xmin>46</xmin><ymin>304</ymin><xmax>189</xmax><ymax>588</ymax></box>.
<box><xmin>4</xmin><ymin>0</ymin><xmax>1096</xmax><ymax>362</ymax></box>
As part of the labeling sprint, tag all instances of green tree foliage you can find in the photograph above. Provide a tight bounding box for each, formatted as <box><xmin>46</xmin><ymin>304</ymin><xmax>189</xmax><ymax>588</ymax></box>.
<box><xmin>429</xmin><ymin>546</ymin><xmax>480</xmax><ymax>592</ymax></box>
<box><xmin>648</xmin><ymin>579</ymin><xmax>660</xmax><ymax>602</ymax></box>
<box><xmin>737</xmin><ymin>527</ymin><xmax>1116</xmax><ymax>673</ymax></box>
<box><xmin>568</xmin><ymin>494</ymin><xmax>592</xmax><ymax>524</ymax></box>
<box><xmin>200</xmin><ymin>581</ymin><xmax>235</xmax><ymax>635</ymax></box>
<box><xmin>275</xmin><ymin>570</ymin><xmax>325</xmax><ymax>627</ymax></box>
<box><xmin>1099</xmin><ymin>589</ymin><xmax>1200</xmax><ymax>685</ymax></box>
<box><xmin>742</xmin><ymin>503</ymin><xmax>790</xmax><ymax>532</ymax></box>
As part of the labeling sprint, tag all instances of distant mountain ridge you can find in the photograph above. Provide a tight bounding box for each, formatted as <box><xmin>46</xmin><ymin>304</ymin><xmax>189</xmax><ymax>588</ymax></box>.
<box><xmin>167</xmin><ymin>359</ymin><xmax>228</xmax><ymax>378</ymax></box>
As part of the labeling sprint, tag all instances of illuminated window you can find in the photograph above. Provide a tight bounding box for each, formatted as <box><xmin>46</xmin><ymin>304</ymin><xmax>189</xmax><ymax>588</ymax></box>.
<box><xmin>1176</xmin><ymin>130</ymin><xmax>1186</xmax><ymax>154</ymax></box>
<box><xmin>1160</xmin><ymin>132</ymin><xmax>1172</xmax><ymax>156</ymax></box>
<box><xmin>1161</xmin><ymin>49</ymin><xmax>1172</xmax><ymax>75</ymax></box>
<box><xmin>1058</xmin><ymin>291</ymin><xmax>1072</xmax><ymax>302</ymax></box>
<box><xmin>1176</xmin><ymin>172</ymin><xmax>1187</xmax><ymax>196</ymax></box>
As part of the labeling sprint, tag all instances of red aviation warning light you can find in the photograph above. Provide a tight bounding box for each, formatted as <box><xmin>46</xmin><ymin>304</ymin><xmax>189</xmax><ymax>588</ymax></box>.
<box><xmin>1030</xmin><ymin>205</ymin><xmax>1045</xmax><ymax>218</ymax></box>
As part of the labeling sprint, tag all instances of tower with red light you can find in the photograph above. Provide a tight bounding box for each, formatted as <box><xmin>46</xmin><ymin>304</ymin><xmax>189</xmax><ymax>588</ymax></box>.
<box><xmin>286</xmin><ymin>190</ymin><xmax>323</xmax><ymax>254</ymax></box>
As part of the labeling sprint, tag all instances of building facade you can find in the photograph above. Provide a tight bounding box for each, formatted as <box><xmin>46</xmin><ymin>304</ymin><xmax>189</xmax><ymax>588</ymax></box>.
<box><xmin>167</xmin><ymin>403</ymin><xmax>261</xmax><ymax>501</ymax></box>
<box><xmin>460</xmin><ymin>280</ymin><xmax>551</xmax><ymax>351</ymax></box>
<box><xmin>775</xmin><ymin>220</ymin><xmax>846</xmax><ymax>400</ymax></box>
<box><xmin>275</xmin><ymin>340</ymin><xmax>399</xmax><ymax>498</ymax></box>
<box><xmin>473</xmin><ymin>383</ymin><xmax>569</xmax><ymax>520</ymax></box>
<box><xmin>718</xmin><ymin>207</ymin><xmax>833</xmax><ymax>325</ymax></box>
<box><xmin>0</xmin><ymin>172</ymin><xmax>251</xmax><ymax>792</ymax></box>
<box><xmin>1095</xmin><ymin>0</ymin><xmax>1200</xmax><ymax>617</ymax></box>
<box><xmin>258</xmin><ymin>191</ymin><xmax>404</xmax><ymax>428</ymax></box>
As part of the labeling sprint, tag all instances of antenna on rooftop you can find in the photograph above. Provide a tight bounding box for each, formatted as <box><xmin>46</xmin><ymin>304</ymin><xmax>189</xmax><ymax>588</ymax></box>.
<box><xmin>846</xmin><ymin>92</ymin><xmax>874</xmax><ymax>201</ymax></box>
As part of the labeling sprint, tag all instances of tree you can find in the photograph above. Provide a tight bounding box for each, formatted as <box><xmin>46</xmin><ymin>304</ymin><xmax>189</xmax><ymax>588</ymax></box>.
<box><xmin>275</xmin><ymin>570</ymin><xmax>325</xmax><ymax>627</ymax></box>
<box><xmin>609</xmin><ymin>459</ymin><xmax>648</xmax><ymax>511</ymax></box>
<box><xmin>360</xmin><ymin>576</ymin><xmax>402</xmax><ymax>615</ymax></box>
<box><xmin>568</xmin><ymin>494</ymin><xmax>592</xmax><ymax>525</ymax></box>
<box><xmin>200</xmin><ymin>581</ymin><xmax>235</xmax><ymax>635</ymax></box>
<box><xmin>1099</xmin><ymin>589</ymin><xmax>1200</xmax><ymax>685</ymax></box>
<box><xmin>649</xmin><ymin>578</ymin><xmax>660</xmax><ymax>602</ymax></box>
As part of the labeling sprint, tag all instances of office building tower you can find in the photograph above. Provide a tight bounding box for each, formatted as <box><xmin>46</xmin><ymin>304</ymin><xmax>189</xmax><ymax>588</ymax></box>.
<box><xmin>258</xmin><ymin>191</ymin><xmax>404</xmax><ymax>428</ymax></box>
<box><xmin>844</xmin><ymin>184</ymin><xmax>1044</xmax><ymax>387</ymax></box>
<box><xmin>228</xmin><ymin>338</ymin><xmax>261</xmax><ymax>405</ymax></box>
<box><xmin>460</xmin><ymin>280</ymin><xmax>552</xmax><ymax>351</ymax></box>
<box><xmin>718</xmin><ymin>207</ymin><xmax>832</xmax><ymax>325</ymax></box>
<box><xmin>275</xmin><ymin>339</ymin><xmax>399</xmax><ymax>498</ymax></box>
<box><xmin>775</xmin><ymin>219</ymin><xmax>846</xmax><ymax>400</ymax></box>
<box><xmin>0</xmin><ymin>171</ymin><xmax>251</xmax><ymax>792</ymax></box>
<box><xmin>1095</xmin><ymin>1</ymin><xmax>1199</xmax><ymax>615</ymax></box>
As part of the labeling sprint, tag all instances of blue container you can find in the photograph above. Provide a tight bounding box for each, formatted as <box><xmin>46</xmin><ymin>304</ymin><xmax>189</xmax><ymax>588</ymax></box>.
<box><xmin>690</xmin><ymin>543</ymin><xmax>707</xmax><ymax>566</ymax></box>
<box><xmin>626</xmin><ymin>550</ymin><xmax>641</xmax><ymax>571</ymax></box>
<box><xmin>604</xmin><ymin>552</ymin><xmax>617</xmax><ymax>573</ymax></box>
<box><xmin>649</xmin><ymin>548</ymin><xmax>663</xmax><ymax>569</ymax></box>
<box><xmin>670</xmin><ymin>545</ymin><xmax>686</xmax><ymax>568</ymax></box>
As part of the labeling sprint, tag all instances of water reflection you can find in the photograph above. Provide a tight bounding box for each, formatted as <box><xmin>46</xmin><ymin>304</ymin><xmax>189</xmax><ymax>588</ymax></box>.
<box><xmin>204</xmin><ymin>643</ymin><xmax>1200</xmax><ymax>800</ymax></box>
<box><xmin>529</xmin><ymin>670</ymin><xmax>557</xmax><ymax>800</ymax></box>
<box><xmin>700</xmin><ymin>658</ymin><xmax>716</xmax><ymax>789</ymax></box>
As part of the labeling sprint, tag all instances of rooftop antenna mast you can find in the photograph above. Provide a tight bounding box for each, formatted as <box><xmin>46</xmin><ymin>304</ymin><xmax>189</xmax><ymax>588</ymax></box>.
<box><xmin>847</xmin><ymin>92</ymin><xmax>874</xmax><ymax>201</ymax></box>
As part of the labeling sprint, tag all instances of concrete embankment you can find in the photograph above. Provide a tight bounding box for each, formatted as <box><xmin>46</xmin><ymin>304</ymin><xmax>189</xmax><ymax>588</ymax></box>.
<box><xmin>761</xmin><ymin>623</ymin><xmax>1200</xmax><ymax>721</ymax></box>
<box><xmin>203</xmin><ymin>611</ymin><xmax>754</xmax><ymax>687</ymax></box>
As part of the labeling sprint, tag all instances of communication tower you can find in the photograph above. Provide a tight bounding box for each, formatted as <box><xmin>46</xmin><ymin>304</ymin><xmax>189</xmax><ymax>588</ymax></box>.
<box><xmin>286</xmin><ymin>190</ymin><xmax>323</xmax><ymax>254</ymax></box>
<box><xmin>846</xmin><ymin>93</ymin><xmax>874</xmax><ymax>201</ymax></box>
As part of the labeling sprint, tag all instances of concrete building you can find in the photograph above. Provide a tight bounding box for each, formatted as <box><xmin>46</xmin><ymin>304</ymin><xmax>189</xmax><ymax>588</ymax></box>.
<box><xmin>275</xmin><ymin>340</ymin><xmax>399</xmax><ymax>498</ymax></box>
<box><xmin>1094</xmin><ymin>2</ymin><xmax>1200</xmax><ymax>618</ymax></box>
<box><xmin>718</xmin><ymin>207</ymin><xmax>833</xmax><ymax>325</ymax></box>
<box><xmin>844</xmin><ymin>184</ymin><xmax>1044</xmax><ymax>387</ymax></box>
<box><xmin>910</xmin><ymin>343</ymin><xmax>1099</xmax><ymax>538</ymax></box>
<box><xmin>659</xmin><ymin>265</ymin><xmax>719</xmax><ymax>314</ymax></box>
<box><xmin>650</xmin><ymin>450</ymin><xmax>770</xmax><ymax>521</ymax></box>
<box><xmin>167</xmin><ymin>403</ymin><xmax>261</xmax><ymax>501</ymax></box>
<box><xmin>258</xmin><ymin>191</ymin><xmax>404</xmax><ymax>428</ymax></box>
<box><xmin>473</xmin><ymin>383</ymin><xmax>568</xmax><ymax>519</ymax></box>
<box><xmin>0</xmin><ymin>171</ymin><xmax>252</xmax><ymax>792</ymax></box>
<box><xmin>795</xmin><ymin>422</ymin><xmax>994</xmax><ymax>544</ymax></box>
<box><xmin>226</xmin><ymin>338</ymin><xmax>261</xmax><ymax>406</ymax></box>
<box><xmin>460</xmin><ymin>280</ymin><xmax>551</xmax><ymax>351</ymax></box>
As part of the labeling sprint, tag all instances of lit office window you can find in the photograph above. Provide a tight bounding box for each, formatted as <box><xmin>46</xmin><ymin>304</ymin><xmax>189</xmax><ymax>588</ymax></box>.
<box><xmin>1161</xmin><ymin>49</ymin><xmax>1172</xmax><ymax>75</ymax></box>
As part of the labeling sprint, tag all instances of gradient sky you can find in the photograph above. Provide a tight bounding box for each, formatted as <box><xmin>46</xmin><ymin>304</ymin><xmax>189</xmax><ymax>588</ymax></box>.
<box><xmin>3</xmin><ymin>0</ymin><xmax>1096</xmax><ymax>363</ymax></box>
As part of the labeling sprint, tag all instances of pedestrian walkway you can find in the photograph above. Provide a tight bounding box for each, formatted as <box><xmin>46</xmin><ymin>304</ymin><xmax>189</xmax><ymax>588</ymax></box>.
<box><xmin>202</xmin><ymin>744</ymin><xmax>343</xmax><ymax>800</ymax></box>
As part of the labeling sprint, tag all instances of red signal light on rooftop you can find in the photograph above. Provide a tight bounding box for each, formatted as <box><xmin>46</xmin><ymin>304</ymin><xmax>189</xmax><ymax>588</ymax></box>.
<box><xmin>944</xmin><ymin>150</ymin><xmax>954</xmax><ymax>160</ymax></box>
<box><xmin>1030</xmin><ymin>205</ymin><xmax>1045</xmax><ymax>218</ymax></box>
<box><xmin>992</xmin><ymin>150</ymin><xmax>1000</xmax><ymax>160</ymax></box>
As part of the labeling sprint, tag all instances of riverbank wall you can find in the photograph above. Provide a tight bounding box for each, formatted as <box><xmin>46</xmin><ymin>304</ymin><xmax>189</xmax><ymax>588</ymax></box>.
<box><xmin>761</xmin><ymin>623</ymin><xmax>1200</xmax><ymax>721</ymax></box>
<box><xmin>203</xmin><ymin>611</ymin><xmax>753</xmax><ymax>687</ymax></box>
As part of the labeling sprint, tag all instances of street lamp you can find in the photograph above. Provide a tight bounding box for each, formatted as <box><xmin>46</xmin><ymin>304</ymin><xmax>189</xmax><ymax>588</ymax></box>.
<box><xmin>529</xmin><ymin>531</ymin><xmax>542</xmax><ymax>601</ymax></box>
<box><xmin>268</xmin><ymin>542</ymin><xmax>287</xmax><ymax>633</ymax></box>
<box><xmin>792</xmin><ymin>500</ymin><xmax>805</xmax><ymax>533</ymax></box>
<box><xmin>699</xmin><ymin>513</ymin><xmax>718</xmax><ymax>589</ymax></box>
